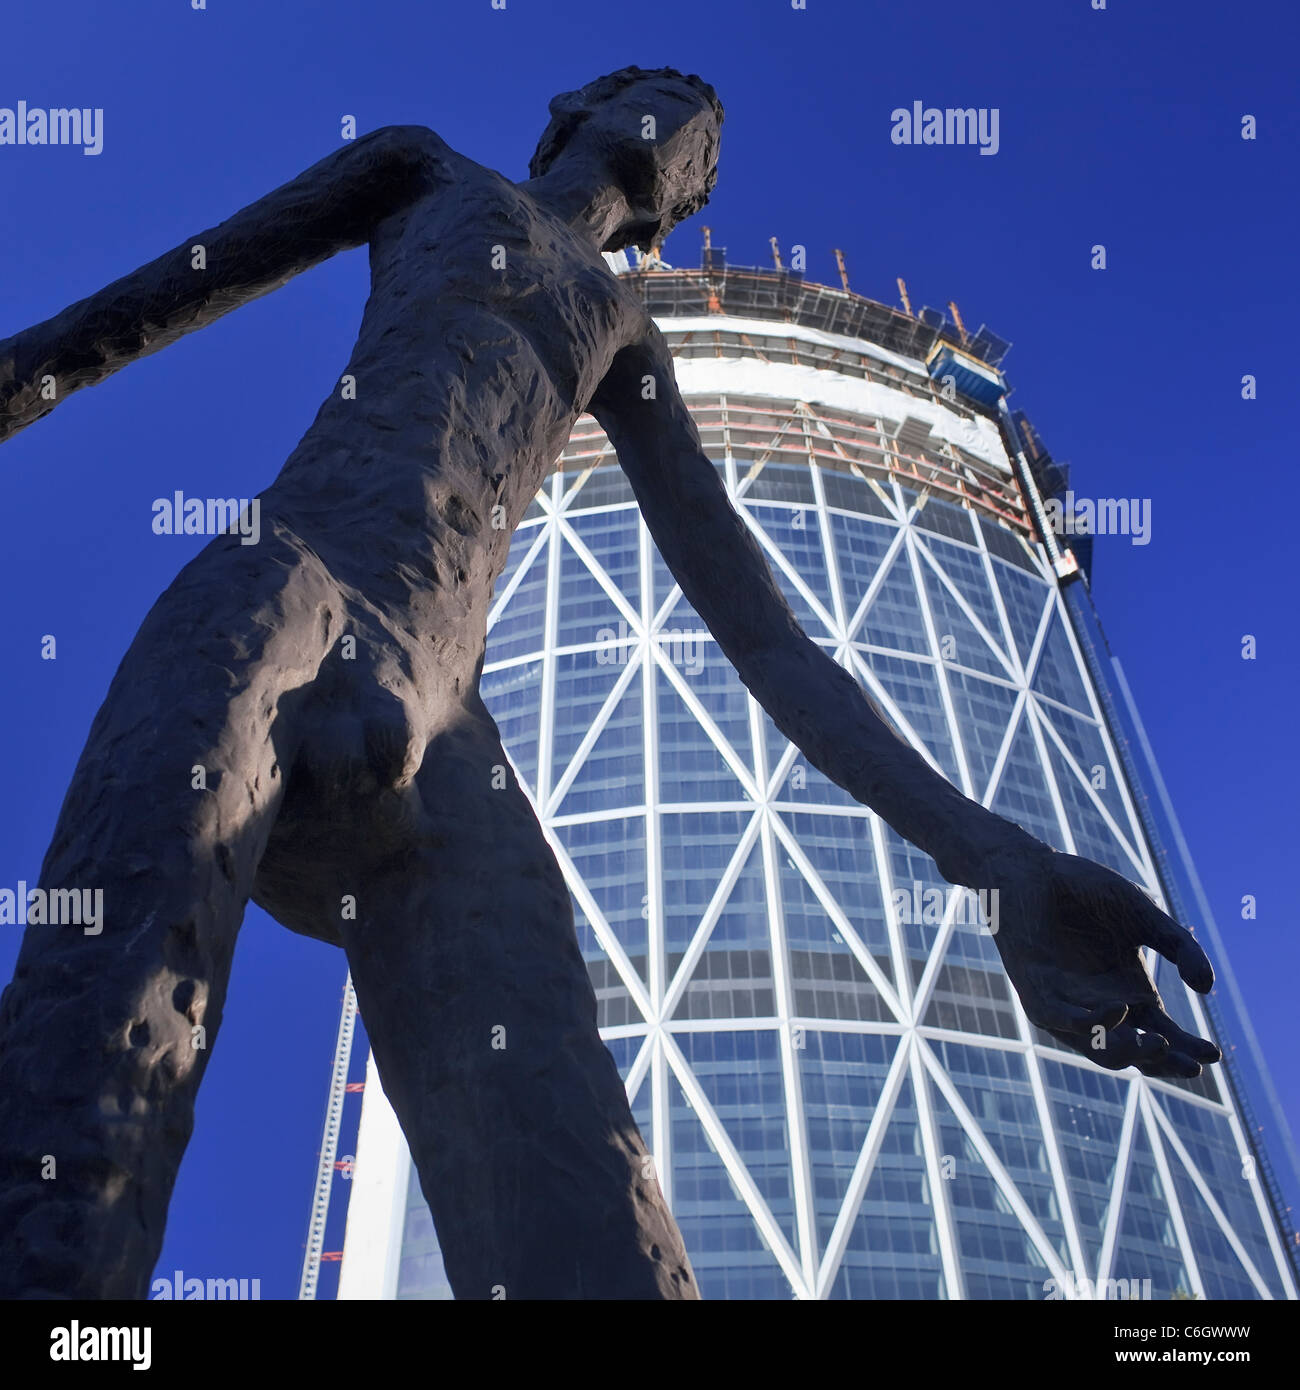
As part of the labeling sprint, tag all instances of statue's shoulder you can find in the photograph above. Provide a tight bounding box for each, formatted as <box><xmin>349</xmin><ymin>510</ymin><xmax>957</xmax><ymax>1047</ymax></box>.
<box><xmin>357</xmin><ymin>124</ymin><xmax>462</xmax><ymax>189</ymax></box>
<box><xmin>614</xmin><ymin>294</ymin><xmax>660</xmax><ymax>347</ymax></box>
<box><xmin>367</xmin><ymin>123</ymin><xmax>455</xmax><ymax>156</ymax></box>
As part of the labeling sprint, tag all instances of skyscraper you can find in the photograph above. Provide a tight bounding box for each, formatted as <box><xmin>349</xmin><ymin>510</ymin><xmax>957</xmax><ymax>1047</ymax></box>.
<box><xmin>302</xmin><ymin>252</ymin><xmax>1298</xmax><ymax>1302</ymax></box>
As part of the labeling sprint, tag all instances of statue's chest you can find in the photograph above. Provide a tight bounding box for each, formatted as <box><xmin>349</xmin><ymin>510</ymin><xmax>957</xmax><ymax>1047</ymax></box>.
<box><xmin>378</xmin><ymin>186</ymin><xmax>632</xmax><ymax>367</ymax></box>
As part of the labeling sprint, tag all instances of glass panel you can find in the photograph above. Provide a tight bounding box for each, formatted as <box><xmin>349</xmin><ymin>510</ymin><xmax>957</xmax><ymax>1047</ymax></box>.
<box><xmin>549</xmin><ymin>648</ymin><xmax>631</xmax><ymax>793</ymax></box>
<box><xmin>738</xmin><ymin>460</ymin><xmax>817</xmax><ymax>506</ymax></box>
<box><xmin>670</xmin><ymin>840</ymin><xmax>773</xmax><ymax>1021</ymax></box>
<box><xmin>1031</xmin><ymin>612</ymin><xmax>1094</xmax><ymax>716</ymax></box>
<box><xmin>480</xmin><ymin>658</ymin><xmax>542</xmax><ymax>795</ymax></box>
<box><xmin>830</xmin><ymin>511</ymin><xmax>901</xmax><ymax>621</ymax></box>
<box><xmin>830</xmin><ymin>1077</ymin><xmax>948</xmax><ymax>1299</ymax></box>
<box><xmin>931</xmin><ymin>1041</ymin><xmax>1070</xmax><ymax>1266</ymax></box>
<box><xmin>982</xmin><ymin>518</ymin><xmax>1043</xmax><ymax>575</ymax></box>
<box><xmin>1044</xmin><ymin>706</ymin><xmax>1135</xmax><ymax>836</ymax></box>
<box><xmin>564</xmin><ymin>463</ymin><xmax>634</xmax><ymax>510</ymax></box>
<box><xmin>1043</xmin><ymin>736</ymin><xmax>1143</xmax><ymax>879</ymax></box>
<box><xmin>990</xmin><ymin>556</ymin><xmax>1052</xmax><ymax>665</ymax></box>
<box><xmin>656</xmin><ymin>668</ymin><xmax>752</xmax><ymax>805</ymax></box>
<box><xmin>1110</xmin><ymin>1124</ymin><xmax>1192</xmax><ymax>1299</ymax></box>
<box><xmin>945</xmin><ymin>670</ymin><xmax>1019</xmax><ymax>803</ymax></box>
<box><xmin>491</xmin><ymin>523</ymin><xmax>544</xmax><ymax>605</ymax></box>
<box><xmin>668</xmin><ymin>1072</ymin><xmax>794</xmax><ymax>1299</ymax></box>
<box><xmin>913</xmin><ymin>498</ymin><xmax>978</xmax><ymax>546</ymax></box>
<box><xmin>799</xmin><ymin>1032</ymin><xmax>900</xmax><ymax>1256</ymax></box>
<box><xmin>1041</xmin><ymin>1059</ymin><xmax>1129</xmax><ymax>1275</ymax></box>
<box><xmin>659</xmin><ymin>638</ymin><xmax>754</xmax><ymax>773</ymax></box>
<box><xmin>556</xmin><ymin>536</ymin><xmax>627</xmax><ymax>649</ymax></box>
<box><xmin>928</xmin><ymin>1074</ymin><xmax>1053</xmax><ymax>1298</ymax></box>
<box><xmin>856</xmin><ymin>553</ymin><xmax>930</xmax><ymax>655</ymax></box>
<box><xmin>554</xmin><ymin>672</ymin><xmax>644</xmax><ymax>816</ymax></box>
<box><xmin>554</xmin><ymin>815</ymin><xmax>649</xmax><ymax>986</ymax></box>
<box><xmin>660</xmin><ymin>810</ymin><xmax>756</xmax><ymax>959</ymax></box>
<box><xmin>739</xmin><ymin>502</ymin><xmax>836</xmax><ymax>639</ymax></box>
<box><xmin>674</xmin><ymin>1031</ymin><xmax>797</xmax><ymax>1248</ymax></box>
<box><xmin>884</xmin><ymin>826</ymin><xmax>952</xmax><ymax>975</ymax></box>
<box><xmin>488</xmin><ymin>528</ymin><xmax>549</xmax><ymax>662</ymax></box>
<box><xmin>821</xmin><ymin>468</ymin><xmax>894</xmax><ymax>519</ymax></box>
<box><xmin>780</xmin><ymin>852</ymin><xmax>890</xmax><ymax>1023</ymax></box>
<box><xmin>856</xmin><ymin>651</ymin><xmax>962</xmax><ymax>787</ymax></box>
<box><xmin>988</xmin><ymin>718</ymin><xmax>1069</xmax><ymax>851</ymax></box>
<box><xmin>920</xmin><ymin>533</ymin><xmax>1015</xmax><ymax>672</ymax></box>
<box><xmin>1153</xmin><ymin>1092</ymin><xmax>1285</xmax><ymax>1298</ymax></box>
<box><xmin>920</xmin><ymin>554</ymin><xmax>1011</xmax><ymax>679</ymax></box>
<box><xmin>566</xmin><ymin>506</ymin><xmax>640</xmax><ymax>609</ymax></box>
<box><xmin>779</xmin><ymin>811</ymin><xmax>892</xmax><ymax>964</ymax></box>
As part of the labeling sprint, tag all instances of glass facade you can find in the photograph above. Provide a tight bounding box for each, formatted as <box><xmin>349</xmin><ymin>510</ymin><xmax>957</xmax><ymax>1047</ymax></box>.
<box><xmin>328</xmin><ymin>293</ymin><xmax>1297</xmax><ymax>1302</ymax></box>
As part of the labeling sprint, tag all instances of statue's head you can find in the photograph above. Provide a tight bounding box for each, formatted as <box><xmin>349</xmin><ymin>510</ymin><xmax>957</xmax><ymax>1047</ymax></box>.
<box><xmin>530</xmin><ymin>66</ymin><xmax>723</xmax><ymax>254</ymax></box>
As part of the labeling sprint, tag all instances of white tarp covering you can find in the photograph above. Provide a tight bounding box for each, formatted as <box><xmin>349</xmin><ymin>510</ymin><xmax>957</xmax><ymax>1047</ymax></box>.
<box><xmin>656</xmin><ymin>313</ymin><xmax>932</xmax><ymax>377</ymax></box>
<box><xmin>664</xmin><ymin>350</ymin><xmax>1013</xmax><ymax>475</ymax></box>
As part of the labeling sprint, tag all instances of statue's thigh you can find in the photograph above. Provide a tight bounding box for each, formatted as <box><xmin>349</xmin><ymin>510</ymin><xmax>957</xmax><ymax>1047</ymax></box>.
<box><xmin>340</xmin><ymin>698</ymin><xmax>589</xmax><ymax>1066</ymax></box>
<box><xmin>334</xmin><ymin>705</ymin><xmax>696</xmax><ymax>1299</ymax></box>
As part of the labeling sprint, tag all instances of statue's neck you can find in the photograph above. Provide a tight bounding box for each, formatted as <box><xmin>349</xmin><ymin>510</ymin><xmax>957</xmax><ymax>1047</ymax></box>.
<box><xmin>518</xmin><ymin>162</ymin><xmax>636</xmax><ymax>253</ymax></box>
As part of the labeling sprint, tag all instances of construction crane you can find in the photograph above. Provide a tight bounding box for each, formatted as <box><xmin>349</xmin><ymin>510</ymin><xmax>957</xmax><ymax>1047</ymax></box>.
<box><xmin>897</xmin><ymin>277</ymin><xmax>913</xmax><ymax>317</ymax></box>
<box><xmin>833</xmin><ymin>248</ymin><xmax>851</xmax><ymax>293</ymax></box>
<box><xmin>948</xmin><ymin>299</ymin><xmax>969</xmax><ymax>345</ymax></box>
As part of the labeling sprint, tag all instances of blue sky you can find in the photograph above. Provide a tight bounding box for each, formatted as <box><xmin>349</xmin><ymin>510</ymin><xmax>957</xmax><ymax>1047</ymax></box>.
<box><xmin>1</xmin><ymin>0</ymin><xmax>1296</xmax><ymax>1297</ymax></box>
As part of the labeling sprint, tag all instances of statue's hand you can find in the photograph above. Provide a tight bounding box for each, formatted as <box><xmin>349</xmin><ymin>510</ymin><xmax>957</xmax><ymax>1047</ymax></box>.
<box><xmin>980</xmin><ymin>844</ymin><xmax>1220</xmax><ymax>1077</ymax></box>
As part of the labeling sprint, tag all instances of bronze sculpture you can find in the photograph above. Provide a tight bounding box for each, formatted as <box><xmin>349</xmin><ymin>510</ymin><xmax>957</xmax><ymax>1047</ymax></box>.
<box><xmin>0</xmin><ymin>66</ymin><xmax>1219</xmax><ymax>1299</ymax></box>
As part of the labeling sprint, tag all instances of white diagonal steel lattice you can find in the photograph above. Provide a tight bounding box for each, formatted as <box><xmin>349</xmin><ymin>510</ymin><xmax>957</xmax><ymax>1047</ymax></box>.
<box><xmin>429</xmin><ymin>361</ymin><xmax>1296</xmax><ymax>1301</ymax></box>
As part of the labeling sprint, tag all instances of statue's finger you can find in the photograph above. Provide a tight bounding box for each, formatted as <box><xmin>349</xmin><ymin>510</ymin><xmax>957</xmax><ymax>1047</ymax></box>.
<box><xmin>1129</xmin><ymin>896</ymin><xmax>1214</xmax><ymax>994</ymax></box>
<box><xmin>1128</xmin><ymin>1002</ymin><xmax>1221</xmax><ymax>1065</ymax></box>
<box><xmin>1080</xmin><ymin>1022</ymin><xmax>1168</xmax><ymax>1071</ymax></box>
<box><xmin>1137</xmin><ymin>1051</ymin><xmax>1205</xmax><ymax>1080</ymax></box>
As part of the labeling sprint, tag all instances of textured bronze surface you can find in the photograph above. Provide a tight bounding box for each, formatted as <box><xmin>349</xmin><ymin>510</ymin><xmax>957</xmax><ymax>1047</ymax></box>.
<box><xmin>0</xmin><ymin>67</ymin><xmax>1217</xmax><ymax>1300</ymax></box>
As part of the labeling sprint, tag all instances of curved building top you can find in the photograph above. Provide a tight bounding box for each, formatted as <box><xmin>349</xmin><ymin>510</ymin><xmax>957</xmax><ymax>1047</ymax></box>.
<box><xmin>605</xmin><ymin>250</ymin><xmax>1010</xmax><ymax>372</ymax></box>
<box><xmin>595</xmin><ymin>253</ymin><xmax>1030</xmax><ymax>534</ymax></box>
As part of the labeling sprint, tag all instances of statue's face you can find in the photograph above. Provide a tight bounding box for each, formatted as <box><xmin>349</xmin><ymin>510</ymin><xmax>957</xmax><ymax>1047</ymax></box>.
<box><xmin>580</xmin><ymin>78</ymin><xmax>721</xmax><ymax>249</ymax></box>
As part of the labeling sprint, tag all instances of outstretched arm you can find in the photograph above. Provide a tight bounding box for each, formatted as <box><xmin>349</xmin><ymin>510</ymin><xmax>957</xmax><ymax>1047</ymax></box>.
<box><xmin>591</xmin><ymin>326</ymin><xmax>1033</xmax><ymax>887</ymax></box>
<box><xmin>0</xmin><ymin>124</ymin><xmax>447</xmax><ymax>445</ymax></box>
<box><xmin>591</xmin><ymin>324</ymin><xmax>1220</xmax><ymax>1077</ymax></box>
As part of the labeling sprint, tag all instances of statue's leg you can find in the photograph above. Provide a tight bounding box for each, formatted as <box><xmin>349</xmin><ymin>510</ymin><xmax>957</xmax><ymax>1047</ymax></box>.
<box><xmin>339</xmin><ymin>693</ymin><xmax>699</xmax><ymax>1300</ymax></box>
<box><xmin>0</xmin><ymin>530</ymin><xmax>340</xmax><ymax>1298</ymax></box>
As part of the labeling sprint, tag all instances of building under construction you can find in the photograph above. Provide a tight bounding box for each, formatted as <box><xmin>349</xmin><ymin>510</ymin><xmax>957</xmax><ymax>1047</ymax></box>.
<box><xmin>298</xmin><ymin>243</ymin><xmax>1300</xmax><ymax>1301</ymax></box>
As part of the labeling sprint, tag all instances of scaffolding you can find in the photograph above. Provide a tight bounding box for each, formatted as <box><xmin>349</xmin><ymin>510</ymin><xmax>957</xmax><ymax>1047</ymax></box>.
<box><xmin>298</xmin><ymin>975</ymin><xmax>359</xmax><ymax>1300</ymax></box>
<box><xmin>622</xmin><ymin>263</ymin><xmax>1011</xmax><ymax>373</ymax></box>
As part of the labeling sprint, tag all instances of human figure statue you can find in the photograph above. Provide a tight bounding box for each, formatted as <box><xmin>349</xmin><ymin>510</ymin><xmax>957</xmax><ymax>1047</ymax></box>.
<box><xmin>0</xmin><ymin>66</ymin><xmax>1220</xmax><ymax>1300</ymax></box>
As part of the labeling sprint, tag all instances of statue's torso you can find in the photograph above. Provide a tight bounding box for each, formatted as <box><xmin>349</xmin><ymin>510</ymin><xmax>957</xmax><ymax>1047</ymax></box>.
<box><xmin>267</xmin><ymin>152</ymin><xmax>646</xmax><ymax>625</ymax></box>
